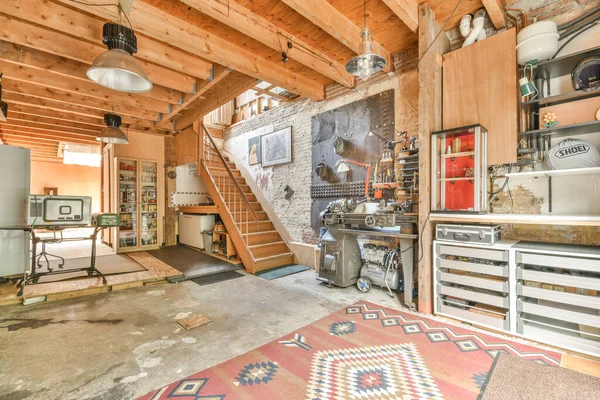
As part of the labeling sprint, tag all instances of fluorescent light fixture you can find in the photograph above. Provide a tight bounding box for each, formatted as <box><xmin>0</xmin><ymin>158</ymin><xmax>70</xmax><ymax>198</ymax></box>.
<box><xmin>87</xmin><ymin>23</ymin><xmax>152</xmax><ymax>93</ymax></box>
<box><xmin>97</xmin><ymin>113</ymin><xmax>129</xmax><ymax>144</ymax></box>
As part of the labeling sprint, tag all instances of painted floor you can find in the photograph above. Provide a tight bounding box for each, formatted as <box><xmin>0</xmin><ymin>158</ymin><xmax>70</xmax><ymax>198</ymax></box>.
<box><xmin>0</xmin><ymin>269</ymin><xmax>400</xmax><ymax>400</ymax></box>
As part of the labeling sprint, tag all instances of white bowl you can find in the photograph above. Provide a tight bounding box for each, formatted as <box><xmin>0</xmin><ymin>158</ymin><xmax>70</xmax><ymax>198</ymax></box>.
<box><xmin>516</xmin><ymin>21</ymin><xmax>559</xmax><ymax>65</ymax></box>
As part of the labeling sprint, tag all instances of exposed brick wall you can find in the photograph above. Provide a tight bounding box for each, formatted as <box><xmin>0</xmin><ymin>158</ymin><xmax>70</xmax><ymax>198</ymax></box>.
<box><xmin>224</xmin><ymin>47</ymin><xmax>419</xmax><ymax>244</ymax></box>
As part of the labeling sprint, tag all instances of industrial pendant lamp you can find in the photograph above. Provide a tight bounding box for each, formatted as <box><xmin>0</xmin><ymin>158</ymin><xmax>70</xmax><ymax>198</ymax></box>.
<box><xmin>0</xmin><ymin>74</ymin><xmax>8</xmax><ymax>122</ymax></box>
<box><xmin>97</xmin><ymin>114</ymin><xmax>129</xmax><ymax>144</ymax></box>
<box><xmin>87</xmin><ymin>20</ymin><xmax>153</xmax><ymax>93</ymax></box>
<box><xmin>345</xmin><ymin>0</ymin><xmax>387</xmax><ymax>82</ymax></box>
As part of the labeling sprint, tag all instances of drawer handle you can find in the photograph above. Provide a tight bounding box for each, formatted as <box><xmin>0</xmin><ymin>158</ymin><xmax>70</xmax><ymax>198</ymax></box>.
<box><xmin>453</xmin><ymin>233</ymin><xmax>470</xmax><ymax>241</ymax></box>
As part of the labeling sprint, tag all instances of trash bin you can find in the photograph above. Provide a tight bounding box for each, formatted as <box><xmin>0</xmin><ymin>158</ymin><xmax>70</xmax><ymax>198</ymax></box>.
<box><xmin>203</xmin><ymin>230</ymin><xmax>214</xmax><ymax>254</ymax></box>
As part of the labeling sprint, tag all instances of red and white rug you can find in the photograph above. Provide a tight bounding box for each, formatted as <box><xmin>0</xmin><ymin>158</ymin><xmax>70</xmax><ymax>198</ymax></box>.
<box><xmin>139</xmin><ymin>301</ymin><xmax>561</xmax><ymax>399</ymax></box>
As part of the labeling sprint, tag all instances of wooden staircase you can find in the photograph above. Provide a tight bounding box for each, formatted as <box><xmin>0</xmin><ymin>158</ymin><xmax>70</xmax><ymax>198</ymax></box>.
<box><xmin>198</xmin><ymin>124</ymin><xmax>293</xmax><ymax>273</ymax></box>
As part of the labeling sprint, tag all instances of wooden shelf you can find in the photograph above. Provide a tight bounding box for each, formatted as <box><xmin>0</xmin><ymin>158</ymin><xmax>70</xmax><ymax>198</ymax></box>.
<box><xmin>522</xmin><ymin>45</ymin><xmax>600</xmax><ymax>80</ymax></box>
<box><xmin>439</xmin><ymin>177</ymin><xmax>474</xmax><ymax>182</ymax></box>
<box><xmin>179</xmin><ymin>205</ymin><xmax>218</xmax><ymax>214</ymax></box>
<box><xmin>519</xmin><ymin>120</ymin><xmax>600</xmax><ymax>138</ymax></box>
<box><xmin>522</xmin><ymin>88</ymin><xmax>600</xmax><ymax>108</ymax></box>
<box><xmin>505</xmin><ymin>167</ymin><xmax>600</xmax><ymax>178</ymax></box>
<box><xmin>441</xmin><ymin>151</ymin><xmax>475</xmax><ymax>159</ymax></box>
<box><xmin>430</xmin><ymin>213</ymin><xmax>600</xmax><ymax>227</ymax></box>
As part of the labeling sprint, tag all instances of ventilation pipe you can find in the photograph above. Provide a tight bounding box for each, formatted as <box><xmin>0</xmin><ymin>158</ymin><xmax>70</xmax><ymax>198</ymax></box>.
<box><xmin>461</xmin><ymin>9</ymin><xmax>487</xmax><ymax>47</ymax></box>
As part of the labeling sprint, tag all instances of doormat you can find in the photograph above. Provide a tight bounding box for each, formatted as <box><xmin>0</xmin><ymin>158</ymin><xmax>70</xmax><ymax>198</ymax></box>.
<box><xmin>479</xmin><ymin>353</ymin><xmax>600</xmax><ymax>400</ymax></box>
<box><xmin>191</xmin><ymin>271</ymin><xmax>244</xmax><ymax>286</ymax></box>
<box><xmin>138</xmin><ymin>301</ymin><xmax>561</xmax><ymax>400</ymax></box>
<box><xmin>255</xmin><ymin>264</ymin><xmax>311</xmax><ymax>280</ymax></box>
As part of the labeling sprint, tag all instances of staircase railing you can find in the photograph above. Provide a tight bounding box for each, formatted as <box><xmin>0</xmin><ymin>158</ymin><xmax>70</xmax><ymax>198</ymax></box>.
<box><xmin>200</xmin><ymin>123</ymin><xmax>257</xmax><ymax>248</ymax></box>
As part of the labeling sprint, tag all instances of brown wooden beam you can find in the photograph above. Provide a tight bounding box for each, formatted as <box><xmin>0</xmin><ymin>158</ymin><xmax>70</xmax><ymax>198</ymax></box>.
<box><xmin>1</xmin><ymin>120</ymin><xmax>100</xmax><ymax>138</ymax></box>
<box><xmin>7</xmin><ymin>104</ymin><xmax>105</xmax><ymax>128</ymax></box>
<box><xmin>417</xmin><ymin>4</ymin><xmax>449</xmax><ymax>314</ymax></box>
<box><xmin>481</xmin><ymin>0</ymin><xmax>508</xmax><ymax>29</ymax></box>
<box><xmin>280</xmin><ymin>0</ymin><xmax>393</xmax><ymax>73</ymax></box>
<box><xmin>3</xmin><ymin>0</ymin><xmax>212</xmax><ymax>81</ymax></box>
<box><xmin>381</xmin><ymin>0</ymin><xmax>419</xmax><ymax>32</ymax></box>
<box><xmin>56</xmin><ymin>0</ymin><xmax>326</xmax><ymax>100</ymax></box>
<box><xmin>0</xmin><ymin>131</ymin><xmax>99</xmax><ymax>145</ymax></box>
<box><xmin>8</xmin><ymin>112</ymin><xmax>101</xmax><ymax>133</ymax></box>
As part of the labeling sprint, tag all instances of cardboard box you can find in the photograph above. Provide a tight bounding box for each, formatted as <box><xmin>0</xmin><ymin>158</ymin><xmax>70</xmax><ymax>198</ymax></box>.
<box><xmin>524</xmin><ymin>280</ymin><xmax>541</xmax><ymax>288</ymax></box>
<box><xmin>470</xmin><ymin>303</ymin><xmax>506</xmax><ymax>320</ymax></box>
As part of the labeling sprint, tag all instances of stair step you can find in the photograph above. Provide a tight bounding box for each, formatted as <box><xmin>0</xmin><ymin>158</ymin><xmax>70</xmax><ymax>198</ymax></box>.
<box><xmin>249</xmin><ymin>241</ymin><xmax>290</xmax><ymax>258</ymax></box>
<box><xmin>231</xmin><ymin>211</ymin><xmax>268</xmax><ymax>222</ymax></box>
<box><xmin>217</xmin><ymin>183</ymin><xmax>251</xmax><ymax>193</ymax></box>
<box><xmin>237</xmin><ymin>220</ymin><xmax>274</xmax><ymax>233</ymax></box>
<box><xmin>243</xmin><ymin>230</ymin><xmax>282</xmax><ymax>246</ymax></box>
<box><xmin>223</xmin><ymin>192</ymin><xmax>257</xmax><ymax>202</ymax></box>
<box><xmin>254</xmin><ymin>253</ymin><xmax>294</xmax><ymax>272</ymax></box>
<box><xmin>209</xmin><ymin>167</ymin><xmax>243</xmax><ymax>178</ymax></box>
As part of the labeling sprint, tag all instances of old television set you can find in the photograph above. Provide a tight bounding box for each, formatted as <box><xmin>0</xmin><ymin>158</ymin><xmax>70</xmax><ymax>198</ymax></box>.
<box><xmin>27</xmin><ymin>195</ymin><xmax>92</xmax><ymax>227</ymax></box>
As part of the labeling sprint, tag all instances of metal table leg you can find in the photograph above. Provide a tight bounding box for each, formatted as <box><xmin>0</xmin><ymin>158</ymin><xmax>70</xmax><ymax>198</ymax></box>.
<box><xmin>88</xmin><ymin>227</ymin><xmax>107</xmax><ymax>284</ymax></box>
<box><xmin>400</xmin><ymin>238</ymin><xmax>415</xmax><ymax>307</ymax></box>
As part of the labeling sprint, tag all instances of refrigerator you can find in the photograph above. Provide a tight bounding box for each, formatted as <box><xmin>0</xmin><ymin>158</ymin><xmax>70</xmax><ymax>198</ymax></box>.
<box><xmin>178</xmin><ymin>214</ymin><xmax>215</xmax><ymax>250</ymax></box>
<box><xmin>0</xmin><ymin>145</ymin><xmax>31</xmax><ymax>277</ymax></box>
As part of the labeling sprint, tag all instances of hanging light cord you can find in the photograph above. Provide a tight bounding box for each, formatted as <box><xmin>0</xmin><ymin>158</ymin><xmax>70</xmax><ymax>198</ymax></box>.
<box><xmin>67</xmin><ymin>0</ymin><xmax>134</xmax><ymax>31</ymax></box>
<box><xmin>364</xmin><ymin>0</ymin><xmax>367</xmax><ymax>30</ymax></box>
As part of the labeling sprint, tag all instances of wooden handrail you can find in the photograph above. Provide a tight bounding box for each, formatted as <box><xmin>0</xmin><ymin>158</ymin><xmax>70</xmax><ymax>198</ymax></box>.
<box><xmin>201</xmin><ymin>123</ymin><xmax>258</xmax><ymax>221</ymax></box>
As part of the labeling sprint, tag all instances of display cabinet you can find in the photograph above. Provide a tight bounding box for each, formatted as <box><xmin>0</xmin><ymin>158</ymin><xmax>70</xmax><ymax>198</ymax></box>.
<box><xmin>114</xmin><ymin>157</ymin><xmax>160</xmax><ymax>252</ymax></box>
<box><xmin>432</xmin><ymin>125</ymin><xmax>487</xmax><ymax>213</ymax></box>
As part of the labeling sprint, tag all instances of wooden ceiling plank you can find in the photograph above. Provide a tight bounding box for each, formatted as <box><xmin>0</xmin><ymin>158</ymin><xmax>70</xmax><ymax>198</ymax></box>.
<box><xmin>280</xmin><ymin>0</ymin><xmax>392</xmax><ymax>73</ymax></box>
<box><xmin>8</xmin><ymin>112</ymin><xmax>102</xmax><ymax>133</ymax></box>
<box><xmin>0</xmin><ymin>15</ymin><xmax>193</xmax><ymax>99</ymax></box>
<box><xmin>30</xmin><ymin>156</ymin><xmax>63</xmax><ymax>163</ymax></box>
<box><xmin>1</xmin><ymin>121</ymin><xmax>100</xmax><ymax>138</ymax></box>
<box><xmin>253</xmin><ymin>87</ymin><xmax>289</xmax><ymax>102</ymax></box>
<box><xmin>7</xmin><ymin>104</ymin><xmax>105</xmax><ymax>128</ymax></box>
<box><xmin>181</xmin><ymin>0</ymin><xmax>355</xmax><ymax>88</ymax></box>
<box><xmin>2</xmin><ymin>80</ymin><xmax>160</xmax><ymax>121</ymax></box>
<box><xmin>55</xmin><ymin>0</ymin><xmax>325</xmax><ymax>101</ymax></box>
<box><xmin>0</xmin><ymin>138</ymin><xmax>59</xmax><ymax>148</ymax></box>
<box><xmin>175</xmin><ymin>72</ymin><xmax>258</xmax><ymax>130</ymax></box>
<box><xmin>3</xmin><ymin>0</ymin><xmax>212</xmax><ymax>81</ymax></box>
<box><xmin>0</xmin><ymin>60</ymin><xmax>170</xmax><ymax>114</ymax></box>
<box><xmin>481</xmin><ymin>0</ymin><xmax>508</xmax><ymax>29</ymax></box>
<box><xmin>157</xmin><ymin>65</ymin><xmax>231</xmax><ymax>130</ymax></box>
<box><xmin>382</xmin><ymin>0</ymin><xmax>419</xmax><ymax>32</ymax></box>
<box><xmin>0</xmin><ymin>132</ymin><xmax>99</xmax><ymax>145</ymax></box>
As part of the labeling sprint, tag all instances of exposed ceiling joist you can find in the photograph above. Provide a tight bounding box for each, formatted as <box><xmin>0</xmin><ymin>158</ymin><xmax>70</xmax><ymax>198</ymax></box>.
<box><xmin>8</xmin><ymin>104</ymin><xmax>105</xmax><ymax>128</ymax></box>
<box><xmin>481</xmin><ymin>0</ymin><xmax>508</xmax><ymax>29</ymax></box>
<box><xmin>252</xmin><ymin>87</ymin><xmax>290</xmax><ymax>102</ymax></box>
<box><xmin>157</xmin><ymin>65</ymin><xmax>231</xmax><ymax>130</ymax></box>
<box><xmin>56</xmin><ymin>0</ymin><xmax>326</xmax><ymax>101</ymax></box>
<box><xmin>280</xmin><ymin>0</ymin><xmax>393</xmax><ymax>73</ymax></box>
<box><xmin>0</xmin><ymin>131</ymin><xmax>99</xmax><ymax>145</ymax></box>
<box><xmin>7</xmin><ymin>112</ymin><xmax>101</xmax><ymax>133</ymax></box>
<box><xmin>382</xmin><ymin>0</ymin><xmax>419</xmax><ymax>32</ymax></box>
<box><xmin>3</xmin><ymin>0</ymin><xmax>212</xmax><ymax>81</ymax></box>
<box><xmin>2</xmin><ymin>80</ymin><xmax>160</xmax><ymax>121</ymax></box>
<box><xmin>175</xmin><ymin>72</ymin><xmax>258</xmax><ymax>130</ymax></box>
<box><xmin>181</xmin><ymin>0</ymin><xmax>355</xmax><ymax>88</ymax></box>
<box><xmin>0</xmin><ymin>40</ymin><xmax>181</xmax><ymax>104</ymax></box>
<box><xmin>1</xmin><ymin>120</ymin><xmax>100</xmax><ymax>137</ymax></box>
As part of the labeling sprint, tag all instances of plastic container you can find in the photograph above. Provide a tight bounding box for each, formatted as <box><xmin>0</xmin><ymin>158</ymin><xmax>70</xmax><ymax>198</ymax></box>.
<box><xmin>203</xmin><ymin>230</ymin><xmax>214</xmax><ymax>254</ymax></box>
<box><xmin>516</xmin><ymin>21</ymin><xmax>559</xmax><ymax>65</ymax></box>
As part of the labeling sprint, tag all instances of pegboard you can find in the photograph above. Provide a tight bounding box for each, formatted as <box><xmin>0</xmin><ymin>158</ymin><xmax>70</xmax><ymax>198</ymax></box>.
<box><xmin>310</xmin><ymin>90</ymin><xmax>395</xmax><ymax>232</ymax></box>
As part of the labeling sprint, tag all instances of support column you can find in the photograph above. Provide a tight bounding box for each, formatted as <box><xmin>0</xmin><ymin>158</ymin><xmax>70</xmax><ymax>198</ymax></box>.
<box><xmin>164</xmin><ymin>136</ymin><xmax>177</xmax><ymax>247</ymax></box>
<box><xmin>417</xmin><ymin>4</ymin><xmax>449</xmax><ymax>313</ymax></box>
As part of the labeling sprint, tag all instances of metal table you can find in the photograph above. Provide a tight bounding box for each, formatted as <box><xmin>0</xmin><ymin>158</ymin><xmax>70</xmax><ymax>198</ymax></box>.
<box><xmin>18</xmin><ymin>226</ymin><xmax>107</xmax><ymax>296</ymax></box>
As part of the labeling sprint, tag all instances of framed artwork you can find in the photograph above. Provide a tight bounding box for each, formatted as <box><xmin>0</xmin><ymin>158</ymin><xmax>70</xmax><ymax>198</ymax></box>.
<box><xmin>261</xmin><ymin>127</ymin><xmax>292</xmax><ymax>167</ymax></box>
<box><xmin>248</xmin><ymin>136</ymin><xmax>261</xmax><ymax>165</ymax></box>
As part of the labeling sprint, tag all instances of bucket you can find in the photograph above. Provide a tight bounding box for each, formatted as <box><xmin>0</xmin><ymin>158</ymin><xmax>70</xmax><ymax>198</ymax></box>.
<box><xmin>203</xmin><ymin>230</ymin><xmax>214</xmax><ymax>254</ymax></box>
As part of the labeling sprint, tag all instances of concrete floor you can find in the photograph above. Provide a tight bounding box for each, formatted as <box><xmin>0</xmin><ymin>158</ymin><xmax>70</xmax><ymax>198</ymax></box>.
<box><xmin>0</xmin><ymin>269</ymin><xmax>400</xmax><ymax>400</ymax></box>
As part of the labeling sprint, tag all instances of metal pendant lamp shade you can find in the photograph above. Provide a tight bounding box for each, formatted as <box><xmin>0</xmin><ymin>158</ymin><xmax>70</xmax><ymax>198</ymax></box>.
<box><xmin>87</xmin><ymin>23</ymin><xmax>153</xmax><ymax>93</ymax></box>
<box><xmin>345</xmin><ymin>27</ymin><xmax>386</xmax><ymax>82</ymax></box>
<box><xmin>97</xmin><ymin>114</ymin><xmax>129</xmax><ymax>144</ymax></box>
<box><xmin>0</xmin><ymin>75</ymin><xmax>7</xmax><ymax>122</ymax></box>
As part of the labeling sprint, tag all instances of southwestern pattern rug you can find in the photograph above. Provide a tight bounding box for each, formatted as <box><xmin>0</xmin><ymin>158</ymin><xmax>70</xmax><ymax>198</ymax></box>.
<box><xmin>139</xmin><ymin>301</ymin><xmax>562</xmax><ymax>400</ymax></box>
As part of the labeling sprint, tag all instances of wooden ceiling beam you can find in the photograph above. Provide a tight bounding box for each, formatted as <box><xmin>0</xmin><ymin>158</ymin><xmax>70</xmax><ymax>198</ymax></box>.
<box><xmin>1</xmin><ymin>120</ymin><xmax>100</xmax><ymax>138</ymax></box>
<box><xmin>181</xmin><ymin>0</ymin><xmax>355</xmax><ymax>88</ymax></box>
<box><xmin>481</xmin><ymin>0</ymin><xmax>508</xmax><ymax>29</ymax></box>
<box><xmin>7</xmin><ymin>104</ymin><xmax>105</xmax><ymax>128</ymax></box>
<box><xmin>7</xmin><ymin>112</ymin><xmax>101</xmax><ymax>133</ymax></box>
<box><xmin>0</xmin><ymin>125</ymin><xmax>100</xmax><ymax>141</ymax></box>
<box><xmin>381</xmin><ymin>0</ymin><xmax>419</xmax><ymax>32</ymax></box>
<box><xmin>280</xmin><ymin>0</ymin><xmax>392</xmax><ymax>73</ymax></box>
<box><xmin>0</xmin><ymin>131</ymin><xmax>99</xmax><ymax>145</ymax></box>
<box><xmin>156</xmin><ymin>65</ymin><xmax>231</xmax><ymax>130</ymax></box>
<box><xmin>0</xmin><ymin>40</ymin><xmax>183</xmax><ymax>103</ymax></box>
<box><xmin>2</xmin><ymin>80</ymin><xmax>160</xmax><ymax>121</ymax></box>
<box><xmin>0</xmin><ymin>138</ymin><xmax>59</xmax><ymax>148</ymax></box>
<box><xmin>175</xmin><ymin>72</ymin><xmax>258</xmax><ymax>130</ymax></box>
<box><xmin>0</xmin><ymin>61</ymin><xmax>169</xmax><ymax>114</ymax></box>
<box><xmin>252</xmin><ymin>87</ymin><xmax>289</xmax><ymax>102</ymax></box>
<box><xmin>3</xmin><ymin>0</ymin><xmax>212</xmax><ymax>81</ymax></box>
<box><xmin>56</xmin><ymin>0</ymin><xmax>326</xmax><ymax>101</ymax></box>
<box><xmin>30</xmin><ymin>156</ymin><xmax>63</xmax><ymax>163</ymax></box>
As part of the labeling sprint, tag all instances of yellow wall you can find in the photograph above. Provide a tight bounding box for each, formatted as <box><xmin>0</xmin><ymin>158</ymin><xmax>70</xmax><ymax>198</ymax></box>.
<box><xmin>30</xmin><ymin>161</ymin><xmax>102</xmax><ymax>213</ymax></box>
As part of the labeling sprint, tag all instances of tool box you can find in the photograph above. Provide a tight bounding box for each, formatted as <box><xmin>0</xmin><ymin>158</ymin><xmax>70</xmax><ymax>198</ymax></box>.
<box><xmin>436</xmin><ymin>224</ymin><xmax>501</xmax><ymax>245</ymax></box>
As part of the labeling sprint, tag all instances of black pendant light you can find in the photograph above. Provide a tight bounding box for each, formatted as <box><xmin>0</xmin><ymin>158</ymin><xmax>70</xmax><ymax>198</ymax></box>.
<box><xmin>0</xmin><ymin>74</ymin><xmax>8</xmax><ymax>122</ymax></box>
<box><xmin>87</xmin><ymin>22</ymin><xmax>153</xmax><ymax>93</ymax></box>
<box><xmin>345</xmin><ymin>0</ymin><xmax>387</xmax><ymax>82</ymax></box>
<box><xmin>97</xmin><ymin>113</ymin><xmax>129</xmax><ymax>144</ymax></box>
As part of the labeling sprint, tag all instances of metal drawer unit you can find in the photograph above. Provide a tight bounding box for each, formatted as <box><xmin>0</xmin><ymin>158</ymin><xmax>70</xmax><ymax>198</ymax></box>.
<box><xmin>515</xmin><ymin>242</ymin><xmax>600</xmax><ymax>357</ymax></box>
<box><xmin>434</xmin><ymin>241</ymin><xmax>511</xmax><ymax>332</ymax></box>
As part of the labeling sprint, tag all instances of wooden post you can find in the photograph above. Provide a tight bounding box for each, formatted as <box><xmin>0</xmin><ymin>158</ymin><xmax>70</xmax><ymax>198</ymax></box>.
<box><xmin>164</xmin><ymin>136</ymin><xmax>177</xmax><ymax>247</ymax></box>
<box><xmin>417</xmin><ymin>4</ymin><xmax>449</xmax><ymax>314</ymax></box>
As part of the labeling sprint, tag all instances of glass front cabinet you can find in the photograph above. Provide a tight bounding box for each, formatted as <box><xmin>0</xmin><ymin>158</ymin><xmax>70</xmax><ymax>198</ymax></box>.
<box><xmin>431</xmin><ymin>125</ymin><xmax>488</xmax><ymax>213</ymax></box>
<box><xmin>113</xmin><ymin>157</ymin><xmax>160</xmax><ymax>252</ymax></box>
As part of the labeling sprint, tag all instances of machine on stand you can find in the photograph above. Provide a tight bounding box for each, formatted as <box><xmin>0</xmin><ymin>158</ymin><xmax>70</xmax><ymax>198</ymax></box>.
<box><xmin>318</xmin><ymin>198</ymin><xmax>418</xmax><ymax>305</ymax></box>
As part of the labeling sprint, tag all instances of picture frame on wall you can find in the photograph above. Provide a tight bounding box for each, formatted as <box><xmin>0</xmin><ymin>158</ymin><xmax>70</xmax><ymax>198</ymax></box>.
<box><xmin>261</xmin><ymin>127</ymin><xmax>292</xmax><ymax>167</ymax></box>
<box><xmin>248</xmin><ymin>136</ymin><xmax>261</xmax><ymax>165</ymax></box>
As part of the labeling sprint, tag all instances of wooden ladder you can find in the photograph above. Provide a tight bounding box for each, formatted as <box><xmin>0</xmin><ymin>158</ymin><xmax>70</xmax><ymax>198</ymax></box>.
<box><xmin>198</xmin><ymin>124</ymin><xmax>293</xmax><ymax>273</ymax></box>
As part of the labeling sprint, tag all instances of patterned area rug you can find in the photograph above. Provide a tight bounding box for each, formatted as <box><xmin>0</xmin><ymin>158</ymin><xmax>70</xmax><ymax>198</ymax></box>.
<box><xmin>139</xmin><ymin>301</ymin><xmax>561</xmax><ymax>400</ymax></box>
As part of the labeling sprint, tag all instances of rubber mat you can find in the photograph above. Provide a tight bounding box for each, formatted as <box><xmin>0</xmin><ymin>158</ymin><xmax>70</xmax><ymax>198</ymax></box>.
<box><xmin>191</xmin><ymin>270</ymin><xmax>245</xmax><ymax>286</ymax></box>
<box><xmin>255</xmin><ymin>264</ymin><xmax>311</xmax><ymax>280</ymax></box>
